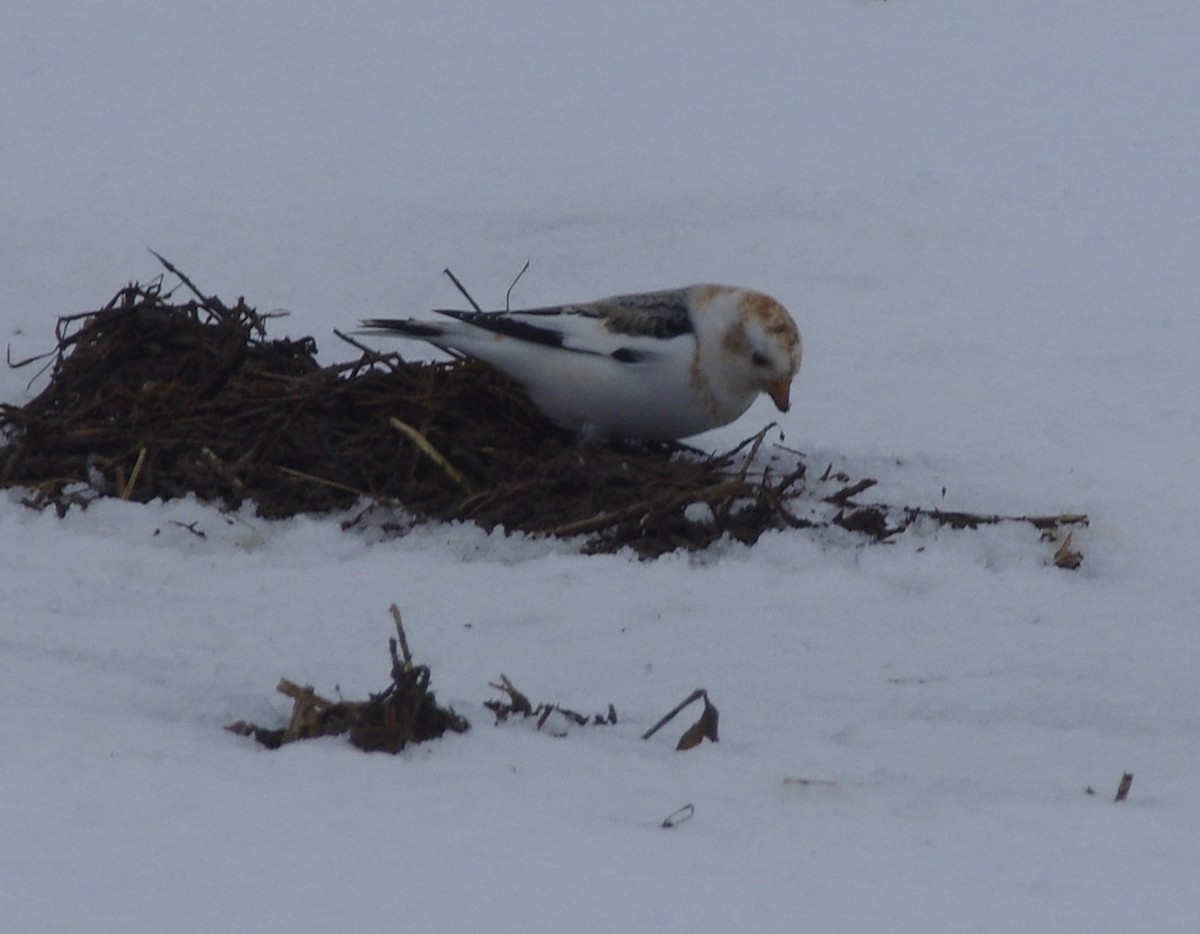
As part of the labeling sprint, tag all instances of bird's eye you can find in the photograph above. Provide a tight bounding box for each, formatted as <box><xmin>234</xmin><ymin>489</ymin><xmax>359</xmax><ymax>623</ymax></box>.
<box><xmin>750</xmin><ymin>351</ymin><xmax>769</xmax><ymax>367</ymax></box>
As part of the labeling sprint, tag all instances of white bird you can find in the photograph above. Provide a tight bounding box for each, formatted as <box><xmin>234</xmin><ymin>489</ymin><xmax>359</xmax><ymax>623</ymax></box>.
<box><xmin>362</xmin><ymin>284</ymin><xmax>801</xmax><ymax>442</ymax></box>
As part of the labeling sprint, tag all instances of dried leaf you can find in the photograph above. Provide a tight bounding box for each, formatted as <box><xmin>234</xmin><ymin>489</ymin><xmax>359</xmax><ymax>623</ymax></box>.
<box><xmin>676</xmin><ymin>695</ymin><xmax>719</xmax><ymax>750</ymax></box>
<box><xmin>1053</xmin><ymin>532</ymin><xmax>1083</xmax><ymax>569</ymax></box>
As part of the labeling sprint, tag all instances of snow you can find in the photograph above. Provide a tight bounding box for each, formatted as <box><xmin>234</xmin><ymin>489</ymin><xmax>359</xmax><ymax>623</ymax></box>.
<box><xmin>4</xmin><ymin>1</ymin><xmax>1200</xmax><ymax>930</ymax></box>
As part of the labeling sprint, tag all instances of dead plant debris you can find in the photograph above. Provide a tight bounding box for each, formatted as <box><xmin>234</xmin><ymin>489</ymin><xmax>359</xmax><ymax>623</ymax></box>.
<box><xmin>642</xmin><ymin>688</ymin><xmax>720</xmax><ymax>751</ymax></box>
<box><xmin>1</xmin><ymin>265</ymin><xmax>1088</xmax><ymax>559</ymax></box>
<box><xmin>660</xmin><ymin>803</ymin><xmax>695</xmax><ymax>828</ymax></box>
<box><xmin>1053</xmin><ymin>532</ymin><xmax>1084</xmax><ymax>570</ymax></box>
<box><xmin>485</xmin><ymin>673</ymin><xmax>618</xmax><ymax>734</ymax></box>
<box><xmin>227</xmin><ymin>605</ymin><xmax>468</xmax><ymax>753</ymax></box>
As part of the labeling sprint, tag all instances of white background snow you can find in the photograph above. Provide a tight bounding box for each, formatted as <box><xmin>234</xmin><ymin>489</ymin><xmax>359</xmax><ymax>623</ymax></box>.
<box><xmin>3</xmin><ymin>2</ymin><xmax>1199</xmax><ymax>930</ymax></box>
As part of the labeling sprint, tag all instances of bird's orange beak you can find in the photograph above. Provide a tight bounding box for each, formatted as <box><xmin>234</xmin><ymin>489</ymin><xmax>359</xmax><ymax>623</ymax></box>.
<box><xmin>765</xmin><ymin>378</ymin><xmax>791</xmax><ymax>412</ymax></box>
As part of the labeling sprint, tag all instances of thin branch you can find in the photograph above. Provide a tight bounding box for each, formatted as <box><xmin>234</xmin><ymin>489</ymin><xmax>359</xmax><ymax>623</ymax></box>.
<box><xmin>735</xmin><ymin>423</ymin><xmax>776</xmax><ymax>482</ymax></box>
<box><xmin>505</xmin><ymin>260</ymin><xmax>530</xmax><ymax>311</ymax></box>
<box><xmin>332</xmin><ymin>327</ymin><xmax>399</xmax><ymax>360</ymax></box>
<box><xmin>276</xmin><ymin>465</ymin><xmax>373</xmax><ymax>500</ymax></box>
<box><xmin>709</xmin><ymin>423</ymin><xmax>776</xmax><ymax>472</ymax></box>
<box><xmin>642</xmin><ymin>688</ymin><xmax>706</xmax><ymax>741</ymax></box>
<box><xmin>826</xmin><ymin>477</ymin><xmax>878</xmax><ymax>506</ymax></box>
<box><xmin>661</xmin><ymin>803</ymin><xmax>695</xmax><ymax>828</ymax></box>
<box><xmin>389</xmin><ymin>417</ymin><xmax>475</xmax><ymax>493</ymax></box>
<box><xmin>897</xmin><ymin>506</ymin><xmax>1090</xmax><ymax>531</ymax></box>
<box><xmin>148</xmin><ymin>249</ymin><xmax>229</xmax><ymax>314</ymax></box>
<box><xmin>6</xmin><ymin>345</ymin><xmax>57</xmax><ymax>370</ymax></box>
<box><xmin>276</xmin><ymin>678</ymin><xmax>334</xmax><ymax>708</ymax></box>
<box><xmin>388</xmin><ymin>604</ymin><xmax>413</xmax><ymax>669</ymax></box>
<box><xmin>168</xmin><ymin>520</ymin><xmax>207</xmax><ymax>539</ymax></box>
<box><xmin>443</xmin><ymin>267</ymin><xmax>483</xmax><ymax>312</ymax></box>
<box><xmin>487</xmin><ymin>674</ymin><xmax>533</xmax><ymax>716</ymax></box>
<box><xmin>119</xmin><ymin>447</ymin><xmax>147</xmax><ymax>500</ymax></box>
<box><xmin>542</xmin><ymin>480</ymin><xmax>743</xmax><ymax>538</ymax></box>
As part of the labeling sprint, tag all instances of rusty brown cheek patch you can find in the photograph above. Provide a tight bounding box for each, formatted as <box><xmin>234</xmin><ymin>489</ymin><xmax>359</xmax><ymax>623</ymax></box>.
<box><xmin>721</xmin><ymin>324</ymin><xmax>749</xmax><ymax>357</ymax></box>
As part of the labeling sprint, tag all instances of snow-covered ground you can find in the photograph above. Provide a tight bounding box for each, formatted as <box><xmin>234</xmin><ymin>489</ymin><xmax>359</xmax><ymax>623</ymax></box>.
<box><xmin>4</xmin><ymin>2</ymin><xmax>1199</xmax><ymax>930</ymax></box>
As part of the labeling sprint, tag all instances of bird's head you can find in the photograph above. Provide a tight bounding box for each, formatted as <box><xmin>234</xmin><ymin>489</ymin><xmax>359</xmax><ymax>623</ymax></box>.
<box><xmin>690</xmin><ymin>286</ymin><xmax>801</xmax><ymax>415</ymax></box>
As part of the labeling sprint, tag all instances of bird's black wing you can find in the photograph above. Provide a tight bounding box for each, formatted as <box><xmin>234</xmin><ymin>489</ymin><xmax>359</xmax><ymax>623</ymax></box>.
<box><xmin>512</xmin><ymin>289</ymin><xmax>693</xmax><ymax>340</ymax></box>
<box><xmin>364</xmin><ymin>289</ymin><xmax>693</xmax><ymax>363</ymax></box>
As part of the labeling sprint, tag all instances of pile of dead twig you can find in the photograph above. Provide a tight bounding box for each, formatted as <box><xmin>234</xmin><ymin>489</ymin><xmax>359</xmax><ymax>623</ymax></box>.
<box><xmin>0</xmin><ymin>269</ymin><xmax>814</xmax><ymax>556</ymax></box>
<box><xmin>227</xmin><ymin>605</ymin><xmax>469</xmax><ymax>752</ymax></box>
<box><xmin>0</xmin><ymin>264</ymin><xmax>1089</xmax><ymax>559</ymax></box>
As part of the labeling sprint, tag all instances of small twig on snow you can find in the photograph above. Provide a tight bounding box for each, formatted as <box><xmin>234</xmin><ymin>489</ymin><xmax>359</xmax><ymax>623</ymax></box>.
<box><xmin>661</xmin><ymin>804</ymin><xmax>695</xmax><ymax>828</ymax></box>
<box><xmin>642</xmin><ymin>688</ymin><xmax>706</xmax><ymax>741</ymax></box>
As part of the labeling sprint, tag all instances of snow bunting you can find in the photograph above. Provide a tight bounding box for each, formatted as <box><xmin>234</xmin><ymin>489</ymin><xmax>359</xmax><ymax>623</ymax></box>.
<box><xmin>362</xmin><ymin>284</ymin><xmax>801</xmax><ymax>442</ymax></box>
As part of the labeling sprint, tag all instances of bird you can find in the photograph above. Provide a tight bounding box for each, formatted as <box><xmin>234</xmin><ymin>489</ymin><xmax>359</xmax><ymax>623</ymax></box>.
<box><xmin>361</xmin><ymin>284</ymin><xmax>801</xmax><ymax>442</ymax></box>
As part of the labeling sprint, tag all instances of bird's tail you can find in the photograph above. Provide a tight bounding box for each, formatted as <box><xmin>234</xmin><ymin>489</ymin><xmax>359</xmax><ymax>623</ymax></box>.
<box><xmin>360</xmin><ymin>318</ymin><xmax>445</xmax><ymax>338</ymax></box>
